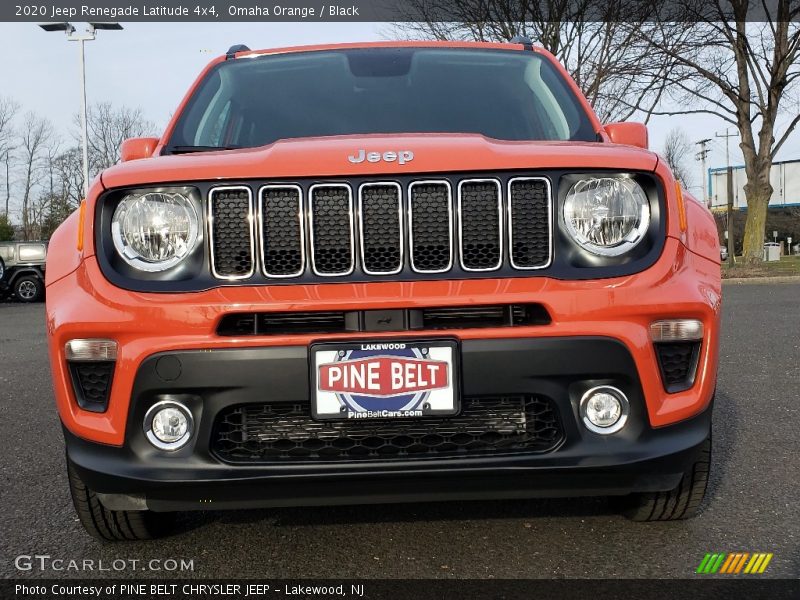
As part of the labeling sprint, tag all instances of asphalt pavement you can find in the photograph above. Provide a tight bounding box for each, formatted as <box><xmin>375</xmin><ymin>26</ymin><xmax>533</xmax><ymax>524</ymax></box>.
<box><xmin>0</xmin><ymin>283</ymin><xmax>798</xmax><ymax>579</ymax></box>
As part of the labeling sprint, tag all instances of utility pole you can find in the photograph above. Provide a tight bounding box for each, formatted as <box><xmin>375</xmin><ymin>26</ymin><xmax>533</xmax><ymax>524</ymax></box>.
<box><xmin>695</xmin><ymin>138</ymin><xmax>711</xmax><ymax>207</ymax></box>
<box><xmin>716</xmin><ymin>129</ymin><xmax>739</xmax><ymax>265</ymax></box>
<box><xmin>40</xmin><ymin>22</ymin><xmax>123</xmax><ymax>198</ymax></box>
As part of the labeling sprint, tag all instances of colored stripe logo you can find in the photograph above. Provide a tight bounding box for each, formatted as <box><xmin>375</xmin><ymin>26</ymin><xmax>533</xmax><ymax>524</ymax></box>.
<box><xmin>696</xmin><ymin>552</ymin><xmax>773</xmax><ymax>574</ymax></box>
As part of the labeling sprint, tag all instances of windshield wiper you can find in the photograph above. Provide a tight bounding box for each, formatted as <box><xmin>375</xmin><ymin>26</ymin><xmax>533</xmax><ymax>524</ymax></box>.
<box><xmin>165</xmin><ymin>145</ymin><xmax>243</xmax><ymax>155</ymax></box>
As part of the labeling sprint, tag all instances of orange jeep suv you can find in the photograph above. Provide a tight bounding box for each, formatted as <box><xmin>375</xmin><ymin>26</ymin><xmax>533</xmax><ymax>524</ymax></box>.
<box><xmin>45</xmin><ymin>41</ymin><xmax>721</xmax><ymax>541</ymax></box>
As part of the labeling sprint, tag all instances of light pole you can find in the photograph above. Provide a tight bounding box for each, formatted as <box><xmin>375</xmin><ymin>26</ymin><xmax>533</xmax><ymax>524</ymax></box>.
<box><xmin>39</xmin><ymin>22</ymin><xmax>123</xmax><ymax>198</ymax></box>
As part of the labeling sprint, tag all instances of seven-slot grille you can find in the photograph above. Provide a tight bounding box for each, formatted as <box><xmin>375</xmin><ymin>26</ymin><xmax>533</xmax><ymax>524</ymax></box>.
<box><xmin>208</xmin><ymin>177</ymin><xmax>551</xmax><ymax>280</ymax></box>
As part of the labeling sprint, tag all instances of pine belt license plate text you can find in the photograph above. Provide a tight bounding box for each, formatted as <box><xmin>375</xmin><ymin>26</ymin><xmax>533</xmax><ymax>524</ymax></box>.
<box><xmin>312</xmin><ymin>340</ymin><xmax>458</xmax><ymax>420</ymax></box>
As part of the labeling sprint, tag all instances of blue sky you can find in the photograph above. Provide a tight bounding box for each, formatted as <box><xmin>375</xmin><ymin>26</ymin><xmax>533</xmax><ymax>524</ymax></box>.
<box><xmin>1</xmin><ymin>21</ymin><xmax>798</xmax><ymax>196</ymax></box>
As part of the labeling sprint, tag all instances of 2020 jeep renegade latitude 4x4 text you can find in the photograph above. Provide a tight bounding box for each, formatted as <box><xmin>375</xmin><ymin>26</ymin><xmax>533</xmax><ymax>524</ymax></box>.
<box><xmin>45</xmin><ymin>41</ymin><xmax>720</xmax><ymax>540</ymax></box>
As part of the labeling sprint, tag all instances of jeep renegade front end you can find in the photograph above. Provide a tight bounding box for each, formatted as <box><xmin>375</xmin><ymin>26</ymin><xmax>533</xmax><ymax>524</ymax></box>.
<box><xmin>45</xmin><ymin>42</ymin><xmax>721</xmax><ymax>541</ymax></box>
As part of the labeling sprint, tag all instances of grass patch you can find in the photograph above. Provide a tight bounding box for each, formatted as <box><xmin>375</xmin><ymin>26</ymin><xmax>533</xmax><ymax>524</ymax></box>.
<box><xmin>722</xmin><ymin>255</ymin><xmax>800</xmax><ymax>279</ymax></box>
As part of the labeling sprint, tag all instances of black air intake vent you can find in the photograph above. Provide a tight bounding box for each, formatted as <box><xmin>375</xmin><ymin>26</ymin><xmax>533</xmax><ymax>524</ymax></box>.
<box><xmin>68</xmin><ymin>361</ymin><xmax>115</xmax><ymax>413</ymax></box>
<box><xmin>217</xmin><ymin>312</ymin><xmax>348</xmax><ymax>336</ymax></box>
<box><xmin>655</xmin><ymin>341</ymin><xmax>701</xmax><ymax>393</ymax></box>
<box><xmin>212</xmin><ymin>395</ymin><xmax>564</xmax><ymax>463</ymax></box>
<box><xmin>217</xmin><ymin>304</ymin><xmax>550</xmax><ymax>336</ymax></box>
<box><xmin>421</xmin><ymin>304</ymin><xmax>551</xmax><ymax>329</ymax></box>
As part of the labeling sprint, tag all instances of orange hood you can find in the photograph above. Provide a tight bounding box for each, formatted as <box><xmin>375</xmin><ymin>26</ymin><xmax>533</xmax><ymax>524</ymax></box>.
<box><xmin>99</xmin><ymin>134</ymin><xmax>659</xmax><ymax>190</ymax></box>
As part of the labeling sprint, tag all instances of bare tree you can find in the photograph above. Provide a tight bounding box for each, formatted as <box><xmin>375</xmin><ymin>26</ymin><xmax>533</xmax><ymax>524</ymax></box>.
<box><xmin>641</xmin><ymin>1</ymin><xmax>800</xmax><ymax>263</ymax></box>
<box><xmin>0</xmin><ymin>101</ymin><xmax>156</xmax><ymax>239</ymax></box>
<box><xmin>18</xmin><ymin>113</ymin><xmax>53</xmax><ymax>240</ymax></box>
<box><xmin>661</xmin><ymin>128</ymin><xmax>694</xmax><ymax>188</ymax></box>
<box><xmin>0</xmin><ymin>96</ymin><xmax>19</xmax><ymax>216</ymax></box>
<box><xmin>53</xmin><ymin>146</ymin><xmax>86</xmax><ymax>210</ymax></box>
<box><xmin>388</xmin><ymin>0</ymin><xmax>676</xmax><ymax>122</ymax></box>
<box><xmin>2</xmin><ymin>148</ymin><xmax>13</xmax><ymax>218</ymax></box>
<box><xmin>78</xmin><ymin>102</ymin><xmax>157</xmax><ymax>174</ymax></box>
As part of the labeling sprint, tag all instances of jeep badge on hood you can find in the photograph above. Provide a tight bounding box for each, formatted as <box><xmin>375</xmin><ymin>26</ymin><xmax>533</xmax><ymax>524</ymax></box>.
<box><xmin>348</xmin><ymin>149</ymin><xmax>414</xmax><ymax>165</ymax></box>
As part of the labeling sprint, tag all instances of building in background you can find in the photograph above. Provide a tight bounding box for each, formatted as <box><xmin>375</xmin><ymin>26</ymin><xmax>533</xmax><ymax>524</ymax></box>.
<box><xmin>709</xmin><ymin>158</ymin><xmax>800</xmax><ymax>211</ymax></box>
<box><xmin>708</xmin><ymin>158</ymin><xmax>800</xmax><ymax>253</ymax></box>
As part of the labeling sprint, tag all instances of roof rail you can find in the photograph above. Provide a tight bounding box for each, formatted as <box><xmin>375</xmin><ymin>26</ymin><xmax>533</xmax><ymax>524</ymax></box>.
<box><xmin>226</xmin><ymin>44</ymin><xmax>251</xmax><ymax>60</ymax></box>
<box><xmin>509</xmin><ymin>35</ymin><xmax>533</xmax><ymax>50</ymax></box>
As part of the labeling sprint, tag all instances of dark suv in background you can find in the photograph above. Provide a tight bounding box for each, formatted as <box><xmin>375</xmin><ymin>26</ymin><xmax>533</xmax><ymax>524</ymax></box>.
<box><xmin>0</xmin><ymin>241</ymin><xmax>47</xmax><ymax>302</ymax></box>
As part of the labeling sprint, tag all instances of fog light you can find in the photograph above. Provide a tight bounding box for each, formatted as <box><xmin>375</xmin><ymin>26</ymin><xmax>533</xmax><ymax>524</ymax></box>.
<box><xmin>580</xmin><ymin>386</ymin><xmax>629</xmax><ymax>434</ymax></box>
<box><xmin>144</xmin><ymin>400</ymin><xmax>193</xmax><ymax>450</ymax></box>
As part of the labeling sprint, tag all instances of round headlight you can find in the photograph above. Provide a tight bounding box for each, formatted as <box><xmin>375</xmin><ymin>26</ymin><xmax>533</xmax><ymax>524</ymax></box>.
<box><xmin>563</xmin><ymin>176</ymin><xmax>650</xmax><ymax>256</ymax></box>
<box><xmin>111</xmin><ymin>190</ymin><xmax>199</xmax><ymax>271</ymax></box>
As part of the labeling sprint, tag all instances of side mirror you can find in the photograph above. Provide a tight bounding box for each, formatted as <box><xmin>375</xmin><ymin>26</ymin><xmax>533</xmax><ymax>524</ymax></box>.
<box><xmin>604</xmin><ymin>122</ymin><xmax>648</xmax><ymax>149</ymax></box>
<box><xmin>120</xmin><ymin>137</ymin><xmax>160</xmax><ymax>162</ymax></box>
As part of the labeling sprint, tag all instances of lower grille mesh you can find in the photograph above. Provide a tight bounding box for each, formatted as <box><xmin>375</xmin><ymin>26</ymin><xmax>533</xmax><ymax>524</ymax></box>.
<box><xmin>212</xmin><ymin>396</ymin><xmax>563</xmax><ymax>463</ymax></box>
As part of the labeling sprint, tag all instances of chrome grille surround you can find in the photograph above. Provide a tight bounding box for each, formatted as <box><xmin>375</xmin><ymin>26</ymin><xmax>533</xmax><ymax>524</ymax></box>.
<box><xmin>257</xmin><ymin>184</ymin><xmax>305</xmax><ymax>278</ymax></box>
<box><xmin>507</xmin><ymin>177</ymin><xmax>553</xmax><ymax>270</ymax></box>
<box><xmin>308</xmin><ymin>183</ymin><xmax>355</xmax><ymax>277</ymax></box>
<box><xmin>457</xmin><ymin>178</ymin><xmax>503</xmax><ymax>272</ymax></box>
<box><xmin>208</xmin><ymin>185</ymin><xmax>255</xmax><ymax>280</ymax></box>
<box><xmin>207</xmin><ymin>175</ymin><xmax>553</xmax><ymax>281</ymax></box>
<box><xmin>358</xmin><ymin>182</ymin><xmax>404</xmax><ymax>276</ymax></box>
<box><xmin>408</xmin><ymin>180</ymin><xmax>454</xmax><ymax>274</ymax></box>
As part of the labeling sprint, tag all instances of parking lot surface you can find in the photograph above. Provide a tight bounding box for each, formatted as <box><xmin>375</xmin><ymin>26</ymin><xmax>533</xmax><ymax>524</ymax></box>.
<box><xmin>1</xmin><ymin>283</ymin><xmax>798</xmax><ymax>579</ymax></box>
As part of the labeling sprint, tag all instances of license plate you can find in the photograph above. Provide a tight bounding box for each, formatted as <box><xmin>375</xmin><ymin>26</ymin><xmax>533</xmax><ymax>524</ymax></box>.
<box><xmin>311</xmin><ymin>340</ymin><xmax>458</xmax><ymax>420</ymax></box>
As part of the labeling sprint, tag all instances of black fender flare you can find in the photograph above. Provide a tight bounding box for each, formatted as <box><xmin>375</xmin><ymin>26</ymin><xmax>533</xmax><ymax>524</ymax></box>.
<box><xmin>7</xmin><ymin>266</ymin><xmax>45</xmax><ymax>286</ymax></box>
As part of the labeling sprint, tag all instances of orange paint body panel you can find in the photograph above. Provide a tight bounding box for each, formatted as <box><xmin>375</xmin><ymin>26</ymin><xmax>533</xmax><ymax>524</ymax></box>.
<box><xmin>47</xmin><ymin>233</ymin><xmax>719</xmax><ymax>446</ymax></box>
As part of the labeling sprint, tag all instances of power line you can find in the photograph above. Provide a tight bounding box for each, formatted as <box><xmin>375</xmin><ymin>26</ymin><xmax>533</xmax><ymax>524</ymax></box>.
<box><xmin>715</xmin><ymin>129</ymin><xmax>738</xmax><ymax>172</ymax></box>
<box><xmin>716</xmin><ymin>128</ymin><xmax>739</xmax><ymax>266</ymax></box>
<box><xmin>695</xmin><ymin>138</ymin><xmax>711</xmax><ymax>207</ymax></box>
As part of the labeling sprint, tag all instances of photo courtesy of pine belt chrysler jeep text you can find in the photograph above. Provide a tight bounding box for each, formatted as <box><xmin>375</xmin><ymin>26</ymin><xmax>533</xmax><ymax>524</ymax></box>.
<box><xmin>44</xmin><ymin>41</ymin><xmax>721</xmax><ymax>541</ymax></box>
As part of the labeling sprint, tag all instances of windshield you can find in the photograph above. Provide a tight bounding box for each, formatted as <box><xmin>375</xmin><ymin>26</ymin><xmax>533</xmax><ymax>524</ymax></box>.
<box><xmin>166</xmin><ymin>48</ymin><xmax>597</xmax><ymax>152</ymax></box>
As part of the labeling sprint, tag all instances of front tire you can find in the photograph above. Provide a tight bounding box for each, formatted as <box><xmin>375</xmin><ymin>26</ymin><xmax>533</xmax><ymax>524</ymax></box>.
<box><xmin>14</xmin><ymin>274</ymin><xmax>44</xmax><ymax>303</ymax></box>
<box><xmin>67</xmin><ymin>460</ymin><xmax>174</xmax><ymax>541</ymax></box>
<box><xmin>617</xmin><ymin>436</ymin><xmax>711</xmax><ymax>521</ymax></box>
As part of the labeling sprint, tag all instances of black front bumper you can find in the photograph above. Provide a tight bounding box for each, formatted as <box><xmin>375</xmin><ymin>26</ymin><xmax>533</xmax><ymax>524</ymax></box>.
<box><xmin>65</xmin><ymin>337</ymin><xmax>712</xmax><ymax>512</ymax></box>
